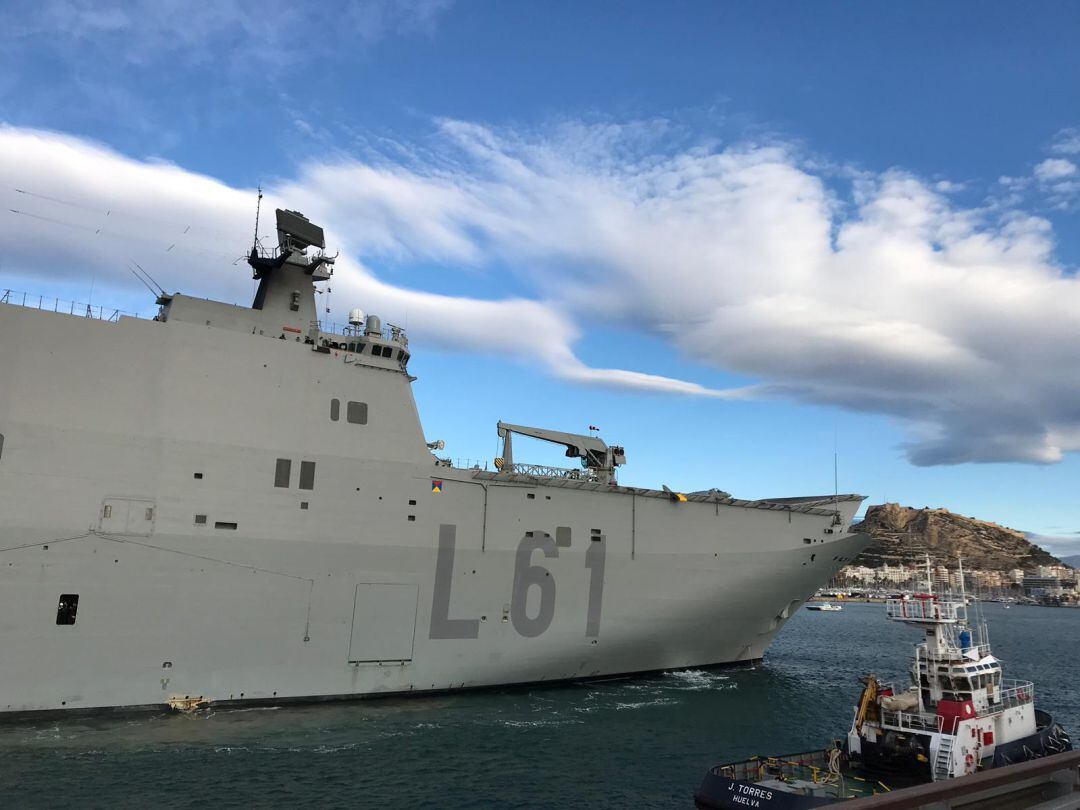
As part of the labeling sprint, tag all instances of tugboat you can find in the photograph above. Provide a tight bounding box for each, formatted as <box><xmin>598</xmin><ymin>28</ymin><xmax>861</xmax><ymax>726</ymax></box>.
<box><xmin>695</xmin><ymin>559</ymin><xmax>1071</xmax><ymax>808</ymax></box>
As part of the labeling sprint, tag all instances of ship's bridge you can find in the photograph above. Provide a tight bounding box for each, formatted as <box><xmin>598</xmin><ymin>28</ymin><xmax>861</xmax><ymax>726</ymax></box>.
<box><xmin>315</xmin><ymin>313</ymin><xmax>410</xmax><ymax>370</ymax></box>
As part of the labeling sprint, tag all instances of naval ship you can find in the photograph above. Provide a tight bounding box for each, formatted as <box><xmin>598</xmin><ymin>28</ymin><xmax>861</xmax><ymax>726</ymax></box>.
<box><xmin>0</xmin><ymin>209</ymin><xmax>868</xmax><ymax>715</ymax></box>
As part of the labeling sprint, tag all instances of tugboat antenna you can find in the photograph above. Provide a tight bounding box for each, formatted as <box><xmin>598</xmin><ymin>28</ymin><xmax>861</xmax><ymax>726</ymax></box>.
<box><xmin>958</xmin><ymin>554</ymin><xmax>967</xmax><ymax>622</ymax></box>
<box><xmin>252</xmin><ymin>184</ymin><xmax>263</xmax><ymax>255</ymax></box>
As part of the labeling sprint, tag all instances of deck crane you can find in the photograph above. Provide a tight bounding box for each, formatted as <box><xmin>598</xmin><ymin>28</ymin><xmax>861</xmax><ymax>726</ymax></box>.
<box><xmin>495</xmin><ymin>421</ymin><xmax>626</xmax><ymax>484</ymax></box>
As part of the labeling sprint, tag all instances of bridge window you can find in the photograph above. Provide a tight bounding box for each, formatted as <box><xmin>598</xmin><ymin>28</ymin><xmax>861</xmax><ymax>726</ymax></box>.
<box><xmin>347</xmin><ymin>401</ymin><xmax>368</xmax><ymax>425</ymax></box>
<box><xmin>330</xmin><ymin>398</ymin><xmax>340</xmax><ymax>422</ymax></box>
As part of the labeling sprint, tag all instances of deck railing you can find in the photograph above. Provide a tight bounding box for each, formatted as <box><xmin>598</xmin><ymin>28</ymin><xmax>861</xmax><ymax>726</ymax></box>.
<box><xmin>1</xmin><ymin>289</ymin><xmax>142</xmax><ymax>322</ymax></box>
<box><xmin>880</xmin><ymin>709</ymin><xmax>944</xmax><ymax>734</ymax></box>
<box><xmin>885</xmin><ymin>598</ymin><xmax>965</xmax><ymax>622</ymax></box>
<box><xmin>996</xmin><ymin>680</ymin><xmax>1034</xmax><ymax>709</ymax></box>
<box><xmin>318</xmin><ymin>319</ymin><xmax>408</xmax><ymax>347</ymax></box>
<box><xmin>919</xmin><ymin>641</ymin><xmax>993</xmax><ymax>662</ymax></box>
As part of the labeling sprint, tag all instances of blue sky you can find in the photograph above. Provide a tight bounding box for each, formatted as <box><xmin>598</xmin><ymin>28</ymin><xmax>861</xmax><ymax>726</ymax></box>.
<box><xmin>3</xmin><ymin>1</ymin><xmax>1080</xmax><ymax>555</ymax></box>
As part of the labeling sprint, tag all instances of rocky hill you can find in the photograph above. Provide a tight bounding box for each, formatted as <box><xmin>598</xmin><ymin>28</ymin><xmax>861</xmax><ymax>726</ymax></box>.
<box><xmin>853</xmin><ymin>503</ymin><xmax>1061</xmax><ymax>571</ymax></box>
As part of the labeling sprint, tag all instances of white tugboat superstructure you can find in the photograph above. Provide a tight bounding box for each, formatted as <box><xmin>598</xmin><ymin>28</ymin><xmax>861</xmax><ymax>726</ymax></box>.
<box><xmin>847</xmin><ymin>558</ymin><xmax>1051</xmax><ymax>780</ymax></box>
<box><xmin>695</xmin><ymin>556</ymin><xmax>1071</xmax><ymax>808</ymax></box>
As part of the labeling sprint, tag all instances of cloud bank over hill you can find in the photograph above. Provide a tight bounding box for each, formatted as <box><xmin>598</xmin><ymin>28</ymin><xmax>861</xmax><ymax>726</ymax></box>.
<box><xmin>1</xmin><ymin>121</ymin><xmax>1078</xmax><ymax>466</ymax></box>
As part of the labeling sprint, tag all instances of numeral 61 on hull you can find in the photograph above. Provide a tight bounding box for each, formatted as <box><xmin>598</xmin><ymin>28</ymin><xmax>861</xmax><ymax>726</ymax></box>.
<box><xmin>429</xmin><ymin>525</ymin><xmax>605</xmax><ymax>640</ymax></box>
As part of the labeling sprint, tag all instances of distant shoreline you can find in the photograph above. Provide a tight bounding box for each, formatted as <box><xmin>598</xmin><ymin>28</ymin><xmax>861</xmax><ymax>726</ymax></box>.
<box><xmin>810</xmin><ymin>596</ymin><xmax>1080</xmax><ymax>608</ymax></box>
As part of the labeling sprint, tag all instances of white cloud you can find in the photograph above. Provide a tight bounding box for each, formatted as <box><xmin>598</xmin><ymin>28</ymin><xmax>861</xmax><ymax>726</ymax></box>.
<box><xmin>2</xmin><ymin>121</ymin><xmax>1080</xmax><ymax>467</ymax></box>
<box><xmin>1051</xmin><ymin>128</ymin><xmax>1080</xmax><ymax>155</ymax></box>
<box><xmin>1026</xmin><ymin>533</ymin><xmax>1080</xmax><ymax>561</ymax></box>
<box><xmin>1034</xmin><ymin>158</ymin><xmax>1078</xmax><ymax>182</ymax></box>
<box><xmin>0</xmin><ymin>125</ymin><xmax>739</xmax><ymax>401</ymax></box>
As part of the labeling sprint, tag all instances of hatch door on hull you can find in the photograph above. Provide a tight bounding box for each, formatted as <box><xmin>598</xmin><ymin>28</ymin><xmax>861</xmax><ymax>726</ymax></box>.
<box><xmin>99</xmin><ymin>498</ymin><xmax>156</xmax><ymax>536</ymax></box>
<box><xmin>348</xmin><ymin>583</ymin><xmax>419</xmax><ymax>663</ymax></box>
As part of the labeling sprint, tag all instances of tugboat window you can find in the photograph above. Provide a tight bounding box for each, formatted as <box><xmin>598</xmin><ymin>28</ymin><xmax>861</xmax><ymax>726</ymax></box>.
<box><xmin>56</xmin><ymin>594</ymin><xmax>79</xmax><ymax>625</ymax></box>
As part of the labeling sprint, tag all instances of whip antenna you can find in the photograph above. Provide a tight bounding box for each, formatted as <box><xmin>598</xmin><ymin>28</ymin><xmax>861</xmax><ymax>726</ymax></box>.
<box><xmin>129</xmin><ymin>266</ymin><xmax>157</xmax><ymax>297</ymax></box>
<box><xmin>131</xmin><ymin>260</ymin><xmax>165</xmax><ymax>296</ymax></box>
<box><xmin>252</xmin><ymin>185</ymin><xmax>263</xmax><ymax>255</ymax></box>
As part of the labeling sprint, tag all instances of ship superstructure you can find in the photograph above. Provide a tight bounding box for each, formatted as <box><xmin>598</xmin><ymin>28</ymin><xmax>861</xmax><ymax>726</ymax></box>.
<box><xmin>0</xmin><ymin>209</ymin><xmax>870</xmax><ymax>715</ymax></box>
<box><xmin>848</xmin><ymin>562</ymin><xmax>1069</xmax><ymax>780</ymax></box>
<box><xmin>695</xmin><ymin>559</ymin><xmax>1071</xmax><ymax>808</ymax></box>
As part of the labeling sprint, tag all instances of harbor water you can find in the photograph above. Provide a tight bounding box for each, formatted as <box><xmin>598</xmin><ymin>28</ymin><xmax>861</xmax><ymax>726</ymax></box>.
<box><xmin>2</xmin><ymin>603</ymin><xmax>1076</xmax><ymax>808</ymax></box>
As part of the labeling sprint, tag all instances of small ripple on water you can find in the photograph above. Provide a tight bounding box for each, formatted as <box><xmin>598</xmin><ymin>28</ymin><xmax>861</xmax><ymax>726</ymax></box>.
<box><xmin>614</xmin><ymin>697</ymin><xmax>678</xmax><ymax>711</ymax></box>
<box><xmin>499</xmin><ymin>718</ymin><xmax>585</xmax><ymax>728</ymax></box>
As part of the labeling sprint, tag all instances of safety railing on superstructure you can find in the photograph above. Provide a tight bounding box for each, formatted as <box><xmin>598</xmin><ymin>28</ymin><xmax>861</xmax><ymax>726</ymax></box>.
<box><xmin>917</xmin><ymin>641</ymin><xmax>993</xmax><ymax>661</ymax></box>
<box><xmin>1</xmin><ymin>289</ymin><xmax>142</xmax><ymax>322</ymax></box>
<box><xmin>880</xmin><ymin>709</ymin><xmax>945</xmax><ymax>734</ymax></box>
<box><xmin>318</xmin><ymin>319</ymin><xmax>408</xmax><ymax>348</ymax></box>
<box><xmin>996</xmin><ymin>680</ymin><xmax>1034</xmax><ymax>709</ymax></box>
<box><xmin>886</xmin><ymin>597</ymin><xmax>965</xmax><ymax>622</ymax></box>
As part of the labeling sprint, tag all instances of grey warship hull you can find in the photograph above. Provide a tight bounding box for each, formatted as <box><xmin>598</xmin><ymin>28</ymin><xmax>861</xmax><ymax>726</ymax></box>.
<box><xmin>0</xmin><ymin>210</ymin><xmax>867</xmax><ymax>715</ymax></box>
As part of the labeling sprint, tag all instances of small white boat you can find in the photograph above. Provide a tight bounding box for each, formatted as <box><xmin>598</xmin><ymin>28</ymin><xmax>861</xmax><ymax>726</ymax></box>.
<box><xmin>806</xmin><ymin>601</ymin><xmax>843</xmax><ymax>611</ymax></box>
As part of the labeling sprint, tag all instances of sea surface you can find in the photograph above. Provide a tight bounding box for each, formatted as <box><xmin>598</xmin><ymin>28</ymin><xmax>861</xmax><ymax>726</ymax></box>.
<box><xmin>1</xmin><ymin>603</ymin><xmax>1076</xmax><ymax>808</ymax></box>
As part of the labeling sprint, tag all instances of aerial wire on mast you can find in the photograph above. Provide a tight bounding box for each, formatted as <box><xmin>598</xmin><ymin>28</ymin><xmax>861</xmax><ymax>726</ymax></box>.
<box><xmin>130</xmin><ymin>260</ymin><xmax>165</xmax><ymax>296</ymax></box>
<box><xmin>128</xmin><ymin>267</ymin><xmax>158</xmax><ymax>297</ymax></box>
<box><xmin>252</xmin><ymin>184</ymin><xmax>263</xmax><ymax>255</ymax></box>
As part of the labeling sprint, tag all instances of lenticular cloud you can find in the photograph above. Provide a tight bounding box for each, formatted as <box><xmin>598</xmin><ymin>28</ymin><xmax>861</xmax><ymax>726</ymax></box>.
<box><xmin>2</xmin><ymin>121</ymin><xmax>1078</xmax><ymax>466</ymax></box>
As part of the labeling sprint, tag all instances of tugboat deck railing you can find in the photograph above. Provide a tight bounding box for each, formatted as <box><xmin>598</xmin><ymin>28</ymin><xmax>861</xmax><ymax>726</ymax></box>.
<box><xmin>996</xmin><ymin>680</ymin><xmax>1034</xmax><ymax>709</ymax></box>
<box><xmin>885</xmin><ymin>598</ymin><xmax>965</xmax><ymax>622</ymax></box>
<box><xmin>880</xmin><ymin>709</ymin><xmax>945</xmax><ymax>734</ymax></box>
<box><xmin>919</xmin><ymin>641</ymin><xmax>993</xmax><ymax>661</ymax></box>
